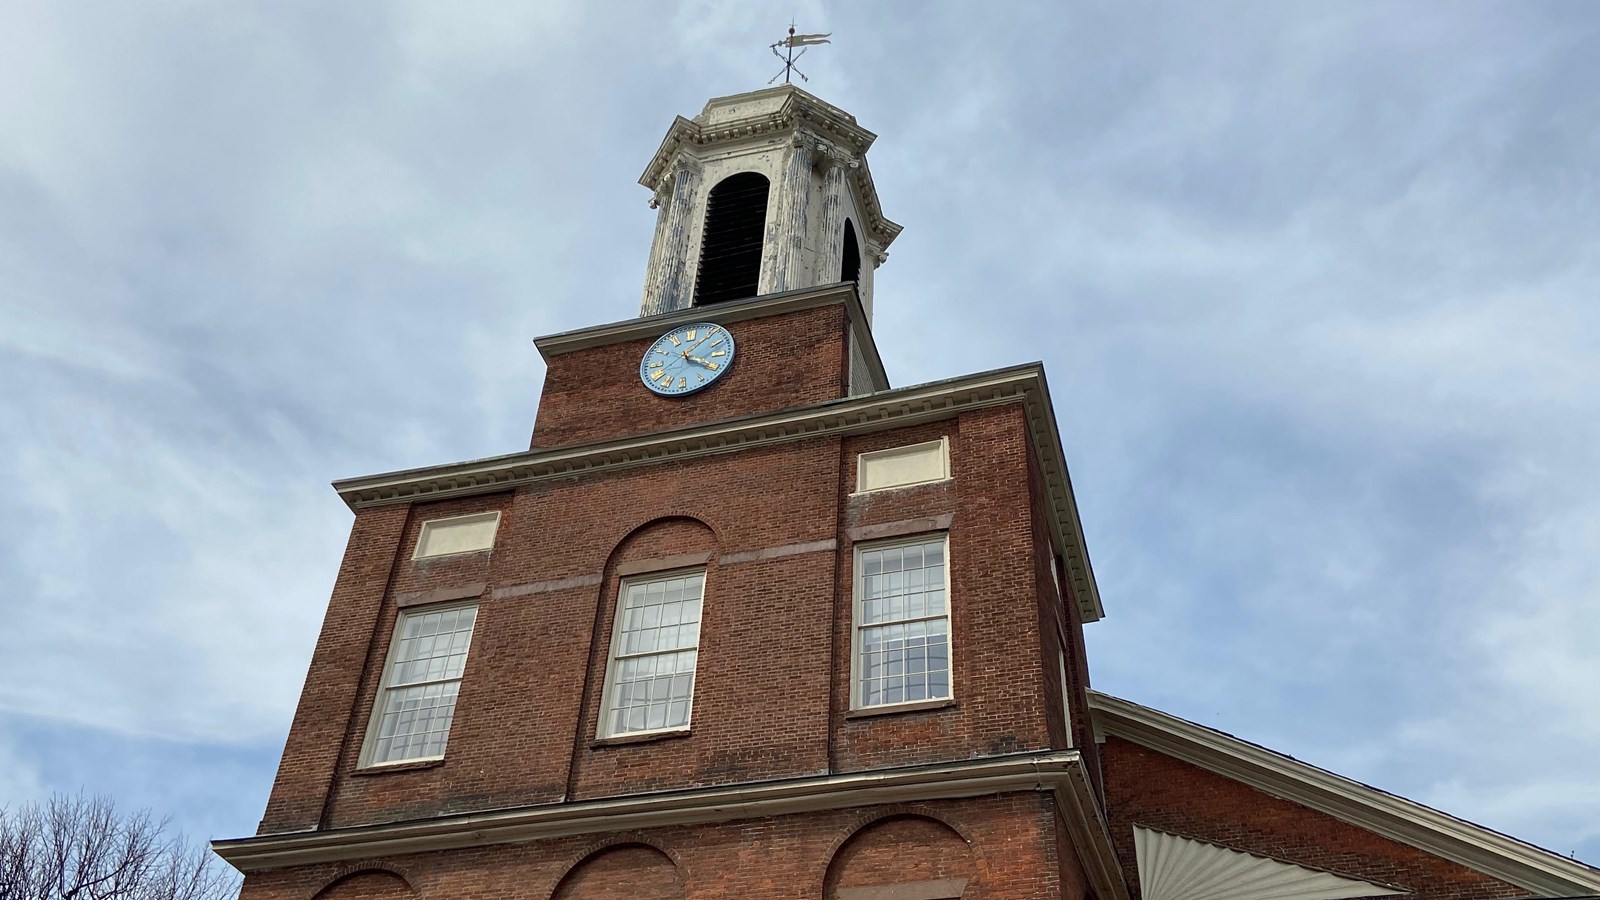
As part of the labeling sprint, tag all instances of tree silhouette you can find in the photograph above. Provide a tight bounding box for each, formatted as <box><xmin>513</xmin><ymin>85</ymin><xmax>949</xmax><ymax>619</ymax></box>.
<box><xmin>0</xmin><ymin>794</ymin><xmax>239</xmax><ymax>900</ymax></box>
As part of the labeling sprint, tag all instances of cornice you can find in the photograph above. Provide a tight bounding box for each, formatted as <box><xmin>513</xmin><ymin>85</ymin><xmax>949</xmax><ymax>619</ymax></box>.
<box><xmin>333</xmin><ymin>357</ymin><xmax>1103</xmax><ymax>623</ymax></box>
<box><xmin>214</xmin><ymin>750</ymin><xmax>1127</xmax><ymax>900</ymax></box>
<box><xmin>534</xmin><ymin>282</ymin><xmax>881</xmax><ymax>382</ymax></box>
<box><xmin>638</xmin><ymin>88</ymin><xmax>900</xmax><ymax>249</ymax></box>
<box><xmin>1088</xmin><ymin>691</ymin><xmax>1600</xmax><ymax>896</ymax></box>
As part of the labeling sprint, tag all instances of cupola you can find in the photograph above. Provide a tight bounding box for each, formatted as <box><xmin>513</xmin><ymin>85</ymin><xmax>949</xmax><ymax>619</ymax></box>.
<box><xmin>638</xmin><ymin>86</ymin><xmax>902</xmax><ymax>323</ymax></box>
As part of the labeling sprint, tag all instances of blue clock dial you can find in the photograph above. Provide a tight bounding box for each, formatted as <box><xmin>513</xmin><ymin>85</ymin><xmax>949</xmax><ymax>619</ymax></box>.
<box><xmin>639</xmin><ymin>322</ymin><xmax>736</xmax><ymax>396</ymax></box>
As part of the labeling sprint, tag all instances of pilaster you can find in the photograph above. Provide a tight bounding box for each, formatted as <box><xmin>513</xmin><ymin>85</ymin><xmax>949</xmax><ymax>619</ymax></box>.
<box><xmin>815</xmin><ymin>147</ymin><xmax>858</xmax><ymax>284</ymax></box>
<box><xmin>641</xmin><ymin>155</ymin><xmax>704</xmax><ymax>316</ymax></box>
<box><xmin>759</xmin><ymin>131</ymin><xmax>818</xmax><ymax>295</ymax></box>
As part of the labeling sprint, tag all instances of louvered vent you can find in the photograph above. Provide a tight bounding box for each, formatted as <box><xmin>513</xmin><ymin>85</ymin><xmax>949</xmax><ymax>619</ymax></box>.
<box><xmin>694</xmin><ymin>172</ymin><xmax>770</xmax><ymax>306</ymax></box>
<box><xmin>840</xmin><ymin>218</ymin><xmax>861</xmax><ymax>284</ymax></box>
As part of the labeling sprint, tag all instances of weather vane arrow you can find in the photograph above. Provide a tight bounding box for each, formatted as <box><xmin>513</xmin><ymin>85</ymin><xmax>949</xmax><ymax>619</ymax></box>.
<box><xmin>769</xmin><ymin>23</ymin><xmax>830</xmax><ymax>84</ymax></box>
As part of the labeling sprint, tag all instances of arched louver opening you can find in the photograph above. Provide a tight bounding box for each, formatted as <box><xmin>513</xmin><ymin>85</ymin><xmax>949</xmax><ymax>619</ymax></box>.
<box><xmin>694</xmin><ymin>172</ymin><xmax>770</xmax><ymax>306</ymax></box>
<box><xmin>840</xmin><ymin>218</ymin><xmax>862</xmax><ymax>284</ymax></box>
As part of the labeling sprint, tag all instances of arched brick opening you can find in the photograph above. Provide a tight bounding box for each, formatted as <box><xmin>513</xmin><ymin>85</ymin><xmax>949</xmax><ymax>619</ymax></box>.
<box><xmin>608</xmin><ymin>516</ymin><xmax>720</xmax><ymax>565</ymax></box>
<box><xmin>311</xmin><ymin>870</ymin><xmax>415</xmax><ymax>899</ymax></box>
<box><xmin>551</xmin><ymin>843</ymin><xmax>685</xmax><ymax>900</ymax></box>
<box><xmin>824</xmin><ymin>814</ymin><xmax>976</xmax><ymax>899</ymax></box>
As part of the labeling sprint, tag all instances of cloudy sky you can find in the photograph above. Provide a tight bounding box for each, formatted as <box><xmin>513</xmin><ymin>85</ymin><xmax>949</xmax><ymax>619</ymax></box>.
<box><xmin>4</xmin><ymin>0</ymin><xmax>1598</xmax><ymax>869</ymax></box>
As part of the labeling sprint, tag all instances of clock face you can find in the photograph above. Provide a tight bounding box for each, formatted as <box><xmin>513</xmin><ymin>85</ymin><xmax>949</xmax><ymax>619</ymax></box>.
<box><xmin>639</xmin><ymin>322</ymin><xmax>736</xmax><ymax>396</ymax></box>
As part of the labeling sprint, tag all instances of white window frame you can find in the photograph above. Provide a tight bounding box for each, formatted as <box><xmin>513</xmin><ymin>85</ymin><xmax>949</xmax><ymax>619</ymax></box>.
<box><xmin>597</xmin><ymin>568</ymin><xmax>706</xmax><ymax>740</ymax></box>
<box><xmin>1058</xmin><ymin>645</ymin><xmax>1076</xmax><ymax>748</ymax></box>
<box><xmin>851</xmin><ymin>533</ymin><xmax>954</xmax><ymax>711</ymax></box>
<box><xmin>852</xmin><ymin>437</ymin><xmax>951</xmax><ymax>495</ymax></box>
<box><xmin>413</xmin><ymin>511</ymin><xmax>502</xmax><ymax>560</ymax></box>
<box><xmin>358</xmin><ymin>602</ymin><xmax>479</xmax><ymax>768</ymax></box>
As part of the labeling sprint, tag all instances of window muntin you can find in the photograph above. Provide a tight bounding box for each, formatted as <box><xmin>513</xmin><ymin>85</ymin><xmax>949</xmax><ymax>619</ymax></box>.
<box><xmin>854</xmin><ymin>536</ymin><xmax>952</xmax><ymax>708</ymax></box>
<box><xmin>600</xmin><ymin>570</ymin><xmax>705</xmax><ymax>737</ymax></box>
<box><xmin>855</xmin><ymin>438</ymin><xmax>950</xmax><ymax>494</ymax></box>
<box><xmin>414</xmin><ymin>511</ymin><xmax>501</xmax><ymax>559</ymax></box>
<box><xmin>362</xmin><ymin>604</ymin><xmax>478</xmax><ymax>766</ymax></box>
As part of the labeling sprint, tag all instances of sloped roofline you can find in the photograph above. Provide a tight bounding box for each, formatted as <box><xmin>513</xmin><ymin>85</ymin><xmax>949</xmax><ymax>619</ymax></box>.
<box><xmin>1088</xmin><ymin>690</ymin><xmax>1600</xmax><ymax>896</ymax></box>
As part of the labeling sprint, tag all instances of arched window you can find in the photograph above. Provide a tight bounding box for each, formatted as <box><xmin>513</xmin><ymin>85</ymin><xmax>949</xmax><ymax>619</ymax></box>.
<box><xmin>694</xmin><ymin>172</ymin><xmax>770</xmax><ymax>306</ymax></box>
<box><xmin>840</xmin><ymin>219</ymin><xmax>861</xmax><ymax>284</ymax></box>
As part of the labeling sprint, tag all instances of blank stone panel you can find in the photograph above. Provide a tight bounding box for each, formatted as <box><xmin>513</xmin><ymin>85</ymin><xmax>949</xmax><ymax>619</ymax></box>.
<box><xmin>415</xmin><ymin>512</ymin><xmax>501</xmax><ymax>559</ymax></box>
<box><xmin>857</xmin><ymin>439</ymin><xmax>949</xmax><ymax>493</ymax></box>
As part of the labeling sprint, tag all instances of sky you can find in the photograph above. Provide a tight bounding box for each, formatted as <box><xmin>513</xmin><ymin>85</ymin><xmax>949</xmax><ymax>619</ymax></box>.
<box><xmin>3</xmin><ymin>0</ymin><xmax>1598</xmax><ymax>872</ymax></box>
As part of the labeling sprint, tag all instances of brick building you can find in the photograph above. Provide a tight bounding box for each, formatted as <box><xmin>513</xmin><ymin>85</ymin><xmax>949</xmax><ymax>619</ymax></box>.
<box><xmin>213</xmin><ymin>87</ymin><xmax>1600</xmax><ymax>900</ymax></box>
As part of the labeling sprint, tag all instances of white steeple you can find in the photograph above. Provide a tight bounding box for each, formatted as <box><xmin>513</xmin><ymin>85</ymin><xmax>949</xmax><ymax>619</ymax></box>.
<box><xmin>637</xmin><ymin>86</ymin><xmax>901</xmax><ymax>322</ymax></box>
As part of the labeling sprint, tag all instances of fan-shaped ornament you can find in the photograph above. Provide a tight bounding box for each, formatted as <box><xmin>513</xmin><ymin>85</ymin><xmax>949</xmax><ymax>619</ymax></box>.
<box><xmin>1134</xmin><ymin>826</ymin><xmax>1407</xmax><ymax>900</ymax></box>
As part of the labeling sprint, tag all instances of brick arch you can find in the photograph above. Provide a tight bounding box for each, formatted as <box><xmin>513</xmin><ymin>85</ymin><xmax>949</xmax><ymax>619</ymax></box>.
<box><xmin>606</xmin><ymin>514</ymin><xmax>721</xmax><ymax>565</ymax></box>
<box><xmin>551</xmin><ymin>832</ymin><xmax>690</xmax><ymax>881</ymax></box>
<box><xmin>549</xmin><ymin>842</ymin><xmax>685</xmax><ymax>900</ymax></box>
<box><xmin>824</xmin><ymin>813</ymin><xmax>979</xmax><ymax>899</ymax></box>
<box><xmin>310</xmin><ymin>868</ymin><xmax>415</xmax><ymax>899</ymax></box>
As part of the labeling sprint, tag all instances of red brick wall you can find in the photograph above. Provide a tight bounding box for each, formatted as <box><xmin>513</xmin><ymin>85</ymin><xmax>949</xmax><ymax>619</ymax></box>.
<box><xmin>1099</xmin><ymin>736</ymin><xmax>1527</xmax><ymax>900</ymax></box>
<box><xmin>261</xmin><ymin>504</ymin><xmax>411</xmax><ymax>833</ymax></box>
<box><xmin>553</xmin><ymin>844</ymin><xmax>684</xmax><ymax>899</ymax></box>
<box><xmin>825</xmin><ymin>815</ymin><xmax>974</xmax><ymax>896</ymax></box>
<box><xmin>832</xmin><ymin>407</ymin><xmax>1053</xmax><ymax>772</ymax></box>
<box><xmin>260</xmin><ymin>387</ymin><xmax>1061</xmax><ymax>834</ymax></box>
<box><xmin>530</xmin><ymin>305</ymin><xmax>849</xmax><ymax>450</ymax></box>
<box><xmin>242</xmin><ymin>793</ymin><xmax>1074</xmax><ymax>900</ymax></box>
<box><xmin>310</xmin><ymin>872</ymin><xmax>413</xmax><ymax>899</ymax></box>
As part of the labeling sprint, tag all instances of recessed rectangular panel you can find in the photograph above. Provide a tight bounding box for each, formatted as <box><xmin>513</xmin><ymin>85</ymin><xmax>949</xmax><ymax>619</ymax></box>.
<box><xmin>414</xmin><ymin>511</ymin><xmax>501</xmax><ymax>559</ymax></box>
<box><xmin>857</xmin><ymin>438</ymin><xmax>949</xmax><ymax>493</ymax></box>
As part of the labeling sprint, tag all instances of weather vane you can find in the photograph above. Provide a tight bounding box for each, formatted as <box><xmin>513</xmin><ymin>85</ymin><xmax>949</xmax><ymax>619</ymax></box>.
<box><xmin>769</xmin><ymin>23</ymin><xmax>830</xmax><ymax>84</ymax></box>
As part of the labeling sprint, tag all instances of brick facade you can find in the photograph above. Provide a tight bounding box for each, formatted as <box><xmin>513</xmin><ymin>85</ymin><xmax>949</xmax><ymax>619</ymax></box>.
<box><xmin>227</xmin><ymin>98</ymin><xmax>1598</xmax><ymax>894</ymax></box>
<box><xmin>530</xmin><ymin>304</ymin><xmax>850</xmax><ymax>451</ymax></box>
<box><xmin>236</xmin><ymin>281</ymin><xmax>1107</xmax><ymax>897</ymax></box>
<box><xmin>240</xmin><ymin>794</ymin><xmax>1083</xmax><ymax>900</ymax></box>
<box><xmin>259</xmin><ymin>386</ymin><xmax>1082</xmax><ymax>835</ymax></box>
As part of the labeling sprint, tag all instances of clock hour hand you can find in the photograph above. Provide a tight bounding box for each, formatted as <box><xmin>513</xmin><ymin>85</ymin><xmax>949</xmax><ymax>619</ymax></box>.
<box><xmin>684</xmin><ymin>354</ymin><xmax>720</xmax><ymax>370</ymax></box>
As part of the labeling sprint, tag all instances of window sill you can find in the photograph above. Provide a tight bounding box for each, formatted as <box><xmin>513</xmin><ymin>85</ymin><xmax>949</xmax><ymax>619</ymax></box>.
<box><xmin>846</xmin><ymin>698</ymin><xmax>956</xmax><ymax>720</ymax></box>
<box><xmin>592</xmin><ymin>728</ymin><xmax>692</xmax><ymax>749</ymax></box>
<box><xmin>352</xmin><ymin>758</ymin><xmax>445</xmax><ymax>776</ymax></box>
<box><xmin>847</xmin><ymin>476</ymin><xmax>954</xmax><ymax>498</ymax></box>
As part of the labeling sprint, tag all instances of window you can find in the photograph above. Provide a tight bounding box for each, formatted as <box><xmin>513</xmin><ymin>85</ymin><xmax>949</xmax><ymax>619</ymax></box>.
<box><xmin>856</xmin><ymin>438</ymin><xmax>949</xmax><ymax>494</ymax></box>
<box><xmin>853</xmin><ymin>536</ymin><xmax>952</xmax><ymax>709</ymax></box>
<box><xmin>1058</xmin><ymin>648</ymin><xmax>1075</xmax><ymax>748</ymax></box>
<box><xmin>414</xmin><ymin>511</ymin><xmax>500</xmax><ymax>559</ymax></box>
<box><xmin>361</xmin><ymin>604</ymin><xmax>478</xmax><ymax>766</ymax></box>
<box><xmin>694</xmin><ymin>172</ymin><xmax>770</xmax><ymax>306</ymax></box>
<box><xmin>599</xmin><ymin>570</ymin><xmax>705</xmax><ymax>737</ymax></box>
<box><xmin>840</xmin><ymin>218</ymin><xmax>861</xmax><ymax>284</ymax></box>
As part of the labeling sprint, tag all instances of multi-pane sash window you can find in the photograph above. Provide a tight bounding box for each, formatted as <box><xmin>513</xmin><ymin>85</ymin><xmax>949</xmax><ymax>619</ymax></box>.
<box><xmin>362</xmin><ymin>605</ymin><xmax>478</xmax><ymax>766</ymax></box>
<box><xmin>855</xmin><ymin>536</ymin><xmax>951</xmax><ymax>708</ymax></box>
<box><xmin>600</xmin><ymin>571</ymin><xmax>704</xmax><ymax>737</ymax></box>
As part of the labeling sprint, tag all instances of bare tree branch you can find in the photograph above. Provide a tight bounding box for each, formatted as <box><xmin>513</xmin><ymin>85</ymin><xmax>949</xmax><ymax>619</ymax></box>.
<box><xmin>0</xmin><ymin>794</ymin><xmax>239</xmax><ymax>900</ymax></box>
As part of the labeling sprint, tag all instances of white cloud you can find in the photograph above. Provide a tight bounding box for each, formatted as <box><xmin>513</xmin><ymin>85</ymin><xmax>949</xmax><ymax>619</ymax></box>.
<box><xmin>3</xmin><ymin>0</ymin><xmax>1598</xmax><ymax>865</ymax></box>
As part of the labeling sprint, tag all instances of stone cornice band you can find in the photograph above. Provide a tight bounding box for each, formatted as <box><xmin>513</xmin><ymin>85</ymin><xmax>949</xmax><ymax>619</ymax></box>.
<box><xmin>213</xmin><ymin>750</ymin><xmax>1129</xmax><ymax>900</ymax></box>
<box><xmin>334</xmin><ymin>348</ymin><xmax>1102</xmax><ymax>622</ymax></box>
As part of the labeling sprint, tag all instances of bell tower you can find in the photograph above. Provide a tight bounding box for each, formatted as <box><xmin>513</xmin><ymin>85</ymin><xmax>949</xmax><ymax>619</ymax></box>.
<box><xmin>638</xmin><ymin>86</ymin><xmax>902</xmax><ymax>322</ymax></box>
